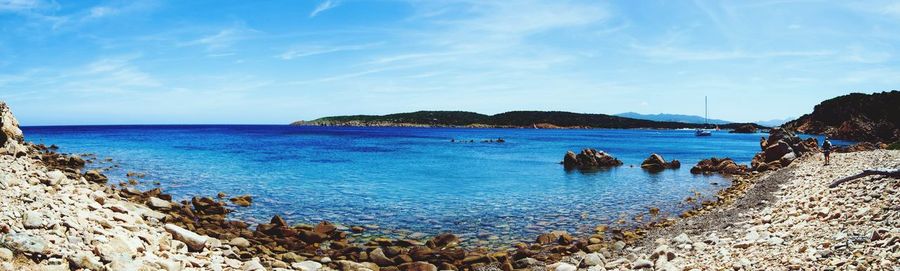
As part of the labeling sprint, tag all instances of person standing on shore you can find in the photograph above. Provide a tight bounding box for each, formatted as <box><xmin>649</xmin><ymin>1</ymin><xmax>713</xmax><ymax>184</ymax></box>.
<box><xmin>822</xmin><ymin>136</ymin><xmax>833</xmax><ymax>165</ymax></box>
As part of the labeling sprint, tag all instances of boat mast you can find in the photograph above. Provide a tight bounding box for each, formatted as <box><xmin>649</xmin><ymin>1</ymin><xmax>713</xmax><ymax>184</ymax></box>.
<box><xmin>704</xmin><ymin>96</ymin><xmax>708</xmax><ymax>128</ymax></box>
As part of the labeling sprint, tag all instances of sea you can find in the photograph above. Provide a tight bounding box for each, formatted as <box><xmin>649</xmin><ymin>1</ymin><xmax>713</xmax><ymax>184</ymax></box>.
<box><xmin>21</xmin><ymin>125</ymin><xmax>848</xmax><ymax>246</ymax></box>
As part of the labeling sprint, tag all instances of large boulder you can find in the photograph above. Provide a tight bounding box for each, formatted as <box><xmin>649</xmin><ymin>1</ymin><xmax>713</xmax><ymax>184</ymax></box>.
<box><xmin>752</xmin><ymin>128</ymin><xmax>821</xmax><ymax>172</ymax></box>
<box><xmin>562</xmin><ymin>149</ymin><xmax>623</xmax><ymax>170</ymax></box>
<box><xmin>640</xmin><ymin>153</ymin><xmax>680</xmax><ymax>171</ymax></box>
<box><xmin>0</xmin><ymin>102</ymin><xmax>26</xmax><ymax>157</ymax></box>
<box><xmin>164</xmin><ymin>224</ymin><xmax>209</xmax><ymax>252</ymax></box>
<box><xmin>690</xmin><ymin>157</ymin><xmax>748</xmax><ymax>175</ymax></box>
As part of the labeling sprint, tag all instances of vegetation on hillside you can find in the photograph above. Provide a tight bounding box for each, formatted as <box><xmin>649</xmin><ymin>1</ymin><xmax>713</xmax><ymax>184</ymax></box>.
<box><xmin>294</xmin><ymin>110</ymin><xmax>767</xmax><ymax>130</ymax></box>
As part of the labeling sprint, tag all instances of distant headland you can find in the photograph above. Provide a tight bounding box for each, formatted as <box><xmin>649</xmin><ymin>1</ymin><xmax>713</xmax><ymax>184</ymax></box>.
<box><xmin>291</xmin><ymin>111</ymin><xmax>766</xmax><ymax>130</ymax></box>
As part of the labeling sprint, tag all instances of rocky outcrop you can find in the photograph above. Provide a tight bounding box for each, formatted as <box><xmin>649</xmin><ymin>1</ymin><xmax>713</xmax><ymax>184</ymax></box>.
<box><xmin>0</xmin><ymin>102</ymin><xmax>26</xmax><ymax>157</ymax></box>
<box><xmin>690</xmin><ymin>157</ymin><xmax>748</xmax><ymax>175</ymax></box>
<box><xmin>751</xmin><ymin>128</ymin><xmax>820</xmax><ymax>172</ymax></box>
<box><xmin>563</xmin><ymin>149</ymin><xmax>623</xmax><ymax>170</ymax></box>
<box><xmin>640</xmin><ymin>153</ymin><xmax>680</xmax><ymax>171</ymax></box>
<box><xmin>834</xmin><ymin>142</ymin><xmax>885</xmax><ymax>153</ymax></box>
<box><xmin>728</xmin><ymin>124</ymin><xmax>757</xmax><ymax>134</ymax></box>
<box><xmin>781</xmin><ymin>90</ymin><xmax>899</xmax><ymax>143</ymax></box>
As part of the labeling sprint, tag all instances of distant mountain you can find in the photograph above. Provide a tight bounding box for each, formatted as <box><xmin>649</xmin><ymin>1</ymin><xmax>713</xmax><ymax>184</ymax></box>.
<box><xmin>782</xmin><ymin>91</ymin><xmax>899</xmax><ymax>143</ymax></box>
<box><xmin>293</xmin><ymin>110</ymin><xmax>766</xmax><ymax>130</ymax></box>
<box><xmin>755</xmin><ymin>118</ymin><xmax>793</xmax><ymax>127</ymax></box>
<box><xmin>614</xmin><ymin>112</ymin><xmax>732</xmax><ymax>125</ymax></box>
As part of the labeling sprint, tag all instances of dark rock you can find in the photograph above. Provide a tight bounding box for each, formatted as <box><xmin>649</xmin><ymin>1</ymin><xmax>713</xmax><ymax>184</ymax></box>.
<box><xmin>229</xmin><ymin>195</ymin><xmax>252</xmax><ymax>207</ymax></box>
<box><xmin>640</xmin><ymin>153</ymin><xmax>680</xmax><ymax>171</ymax></box>
<box><xmin>84</xmin><ymin>170</ymin><xmax>108</xmax><ymax>183</ymax></box>
<box><xmin>370</xmin><ymin>248</ymin><xmax>394</xmax><ymax>267</ymax></box>
<box><xmin>429</xmin><ymin>233</ymin><xmax>459</xmax><ymax>248</ymax></box>
<box><xmin>314</xmin><ymin>221</ymin><xmax>337</xmax><ymax>235</ymax></box>
<box><xmin>398</xmin><ymin>262</ymin><xmax>437</xmax><ymax>271</ymax></box>
<box><xmin>835</xmin><ymin>142</ymin><xmax>880</xmax><ymax>153</ymax></box>
<box><xmin>562</xmin><ymin>149</ymin><xmax>623</xmax><ymax>170</ymax></box>
<box><xmin>690</xmin><ymin>157</ymin><xmax>748</xmax><ymax>175</ymax></box>
<box><xmin>298</xmin><ymin>230</ymin><xmax>328</xmax><ymax>243</ymax></box>
<box><xmin>764</xmin><ymin>141</ymin><xmax>793</xmax><ymax>163</ymax></box>
<box><xmin>191</xmin><ymin>197</ymin><xmax>227</xmax><ymax>215</ymax></box>
<box><xmin>270</xmin><ymin>215</ymin><xmax>288</xmax><ymax>228</ymax></box>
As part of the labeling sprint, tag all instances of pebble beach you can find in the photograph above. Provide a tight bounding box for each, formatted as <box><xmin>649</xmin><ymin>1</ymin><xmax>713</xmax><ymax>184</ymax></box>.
<box><xmin>2</xmin><ymin>101</ymin><xmax>898</xmax><ymax>270</ymax></box>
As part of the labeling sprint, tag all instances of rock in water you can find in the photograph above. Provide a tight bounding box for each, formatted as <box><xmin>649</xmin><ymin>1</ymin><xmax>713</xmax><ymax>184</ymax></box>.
<box><xmin>640</xmin><ymin>153</ymin><xmax>680</xmax><ymax>171</ymax></box>
<box><xmin>84</xmin><ymin>170</ymin><xmax>109</xmax><ymax>183</ymax></box>
<box><xmin>229</xmin><ymin>195</ymin><xmax>253</xmax><ymax>207</ymax></box>
<box><xmin>562</xmin><ymin>149</ymin><xmax>623</xmax><ymax>170</ymax></box>
<box><xmin>690</xmin><ymin>157</ymin><xmax>748</xmax><ymax>175</ymax></box>
<box><xmin>164</xmin><ymin>224</ymin><xmax>209</xmax><ymax>252</ymax></box>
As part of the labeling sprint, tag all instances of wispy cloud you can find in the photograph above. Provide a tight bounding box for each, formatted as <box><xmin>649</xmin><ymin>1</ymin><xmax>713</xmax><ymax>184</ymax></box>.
<box><xmin>310</xmin><ymin>0</ymin><xmax>340</xmax><ymax>18</ymax></box>
<box><xmin>279</xmin><ymin>42</ymin><xmax>381</xmax><ymax>60</ymax></box>
<box><xmin>179</xmin><ymin>24</ymin><xmax>260</xmax><ymax>55</ymax></box>
<box><xmin>0</xmin><ymin>0</ymin><xmax>54</xmax><ymax>13</ymax></box>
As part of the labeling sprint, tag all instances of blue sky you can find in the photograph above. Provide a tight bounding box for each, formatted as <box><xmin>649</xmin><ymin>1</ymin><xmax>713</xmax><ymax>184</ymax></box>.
<box><xmin>1</xmin><ymin>0</ymin><xmax>898</xmax><ymax>125</ymax></box>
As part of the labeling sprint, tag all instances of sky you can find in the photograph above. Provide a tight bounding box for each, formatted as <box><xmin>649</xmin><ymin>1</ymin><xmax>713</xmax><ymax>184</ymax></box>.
<box><xmin>1</xmin><ymin>0</ymin><xmax>898</xmax><ymax>125</ymax></box>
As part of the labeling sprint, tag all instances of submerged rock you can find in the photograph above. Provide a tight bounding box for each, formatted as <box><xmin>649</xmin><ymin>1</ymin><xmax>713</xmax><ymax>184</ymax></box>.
<box><xmin>563</xmin><ymin>149</ymin><xmax>623</xmax><ymax>170</ymax></box>
<box><xmin>229</xmin><ymin>195</ymin><xmax>252</xmax><ymax>207</ymax></box>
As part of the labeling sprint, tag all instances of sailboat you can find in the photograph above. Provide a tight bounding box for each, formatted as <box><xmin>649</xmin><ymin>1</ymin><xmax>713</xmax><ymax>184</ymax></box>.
<box><xmin>695</xmin><ymin>96</ymin><xmax>712</xmax><ymax>137</ymax></box>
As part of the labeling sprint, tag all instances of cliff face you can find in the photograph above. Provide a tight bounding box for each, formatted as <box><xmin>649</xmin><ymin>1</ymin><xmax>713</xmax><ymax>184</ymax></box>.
<box><xmin>782</xmin><ymin>91</ymin><xmax>900</xmax><ymax>143</ymax></box>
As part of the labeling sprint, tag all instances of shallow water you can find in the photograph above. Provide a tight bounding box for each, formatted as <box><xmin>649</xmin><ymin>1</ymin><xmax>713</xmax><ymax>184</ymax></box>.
<box><xmin>22</xmin><ymin>125</ymin><xmax>845</xmax><ymax>245</ymax></box>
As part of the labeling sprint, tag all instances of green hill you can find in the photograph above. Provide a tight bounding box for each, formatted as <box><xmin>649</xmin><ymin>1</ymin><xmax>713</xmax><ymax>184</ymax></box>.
<box><xmin>293</xmin><ymin>110</ymin><xmax>766</xmax><ymax>130</ymax></box>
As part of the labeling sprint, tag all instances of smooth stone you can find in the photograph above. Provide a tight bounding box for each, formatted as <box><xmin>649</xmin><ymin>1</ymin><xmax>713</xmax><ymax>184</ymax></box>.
<box><xmin>1</xmin><ymin>233</ymin><xmax>49</xmax><ymax>255</ymax></box>
<box><xmin>583</xmin><ymin>252</ymin><xmax>605</xmax><ymax>266</ymax></box>
<box><xmin>292</xmin><ymin>261</ymin><xmax>322</xmax><ymax>271</ymax></box>
<box><xmin>22</xmin><ymin>211</ymin><xmax>44</xmax><ymax>229</ymax></box>
<box><xmin>148</xmin><ymin>197</ymin><xmax>172</xmax><ymax>210</ymax></box>
<box><xmin>164</xmin><ymin>224</ymin><xmax>209</xmax><ymax>252</ymax></box>
<box><xmin>230</xmin><ymin>237</ymin><xmax>251</xmax><ymax>248</ymax></box>
<box><xmin>632</xmin><ymin>259</ymin><xmax>653</xmax><ymax>268</ymax></box>
<box><xmin>551</xmin><ymin>262</ymin><xmax>576</xmax><ymax>271</ymax></box>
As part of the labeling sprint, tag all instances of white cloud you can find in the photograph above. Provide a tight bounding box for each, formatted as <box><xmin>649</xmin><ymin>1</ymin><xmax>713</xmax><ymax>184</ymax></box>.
<box><xmin>310</xmin><ymin>0</ymin><xmax>340</xmax><ymax>18</ymax></box>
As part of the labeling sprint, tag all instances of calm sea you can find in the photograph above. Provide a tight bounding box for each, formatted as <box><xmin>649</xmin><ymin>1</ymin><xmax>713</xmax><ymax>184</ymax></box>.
<box><xmin>21</xmin><ymin>125</ymin><xmax>844</xmax><ymax>245</ymax></box>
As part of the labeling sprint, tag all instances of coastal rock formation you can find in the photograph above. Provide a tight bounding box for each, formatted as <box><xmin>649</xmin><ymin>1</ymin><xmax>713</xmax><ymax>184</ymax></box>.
<box><xmin>690</xmin><ymin>157</ymin><xmax>748</xmax><ymax>175</ymax></box>
<box><xmin>728</xmin><ymin>124</ymin><xmax>757</xmax><ymax>134</ymax></box>
<box><xmin>0</xmin><ymin>102</ymin><xmax>25</xmax><ymax>157</ymax></box>
<box><xmin>781</xmin><ymin>90</ymin><xmax>900</xmax><ymax>143</ymax></box>
<box><xmin>563</xmin><ymin>149</ymin><xmax>623</xmax><ymax>170</ymax></box>
<box><xmin>640</xmin><ymin>153</ymin><xmax>680</xmax><ymax>171</ymax></box>
<box><xmin>834</xmin><ymin>142</ymin><xmax>885</xmax><ymax>153</ymax></box>
<box><xmin>751</xmin><ymin>128</ymin><xmax>820</xmax><ymax>172</ymax></box>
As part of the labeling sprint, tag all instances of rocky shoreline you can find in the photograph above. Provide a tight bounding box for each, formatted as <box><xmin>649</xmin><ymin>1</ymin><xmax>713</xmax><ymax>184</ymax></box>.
<box><xmin>3</xmin><ymin>100</ymin><xmax>898</xmax><ymax>270</ymax></box>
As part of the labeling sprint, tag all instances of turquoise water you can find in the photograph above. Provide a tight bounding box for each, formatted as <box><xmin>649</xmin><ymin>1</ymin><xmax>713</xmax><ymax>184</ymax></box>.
<box><xmin>21</xmin><ymin>126</ymin><xmax>838</xmax><ymax>245</ymax></box>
